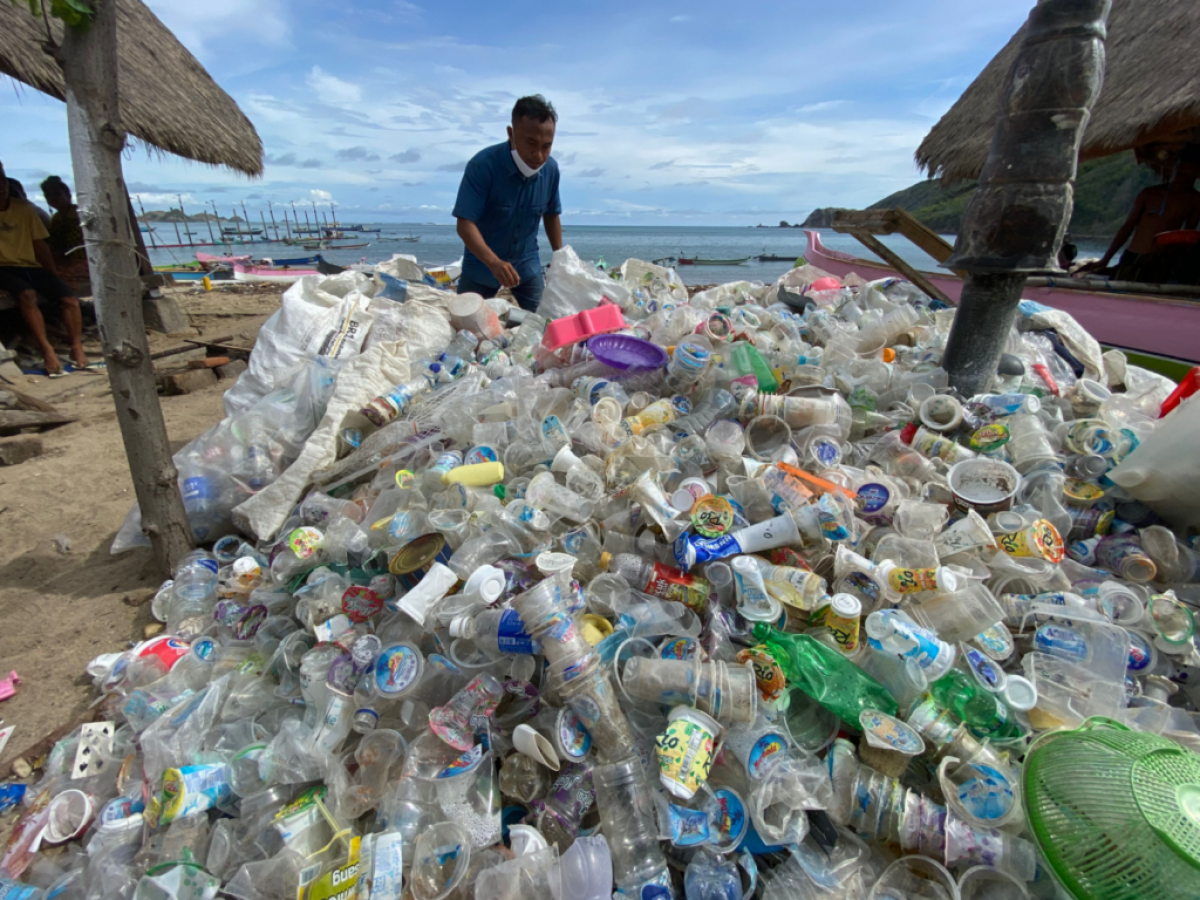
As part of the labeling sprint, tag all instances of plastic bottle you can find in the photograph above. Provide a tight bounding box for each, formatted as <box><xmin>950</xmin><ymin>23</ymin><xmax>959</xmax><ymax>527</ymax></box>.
<box><xmin>928</xmin><ymin>668</ymin><xmax>1020</xmax><ymax>739</ymax></box>
<box><xmin>671</xmin><ymin>388</ymin><xmax>738</xmax><ymax>437</ymax></box>
<box><xmin>447</xmin><ymin>607</ymin><xmax>541</xmax><ymax>655</ymax></box>
<box><xmin>361</xmin><ymin>373</ymin><xmax>433</xmax><ymax>427</ymax></box>
<box><xmin>592</xmin><ymin>758</ymin><xmax>674</xmax><ymax>899</ymax></box>
<box><xmin>864</xmin><ymin>609</ymin><xmax>957</xmax><ymax>681</ymax></box>
<box><xmin>1095</xmin><ymin>533</ymin><xmax>1158</xmax><ymax>583</ymax></box>
<box><xmin>685</xmin><ymin>850</ymin><xmax>741</xmax><ymax>900</ymax></box>
<box><xmin>728</xmin><ymin>342</ymin><xmax>779</xmax><ymax>393</ymax></box>
<box><xmin>603</xmin><ymin>552</ymin><xmax>712</xmax><ymax>614</ymax></box>
<box><xmin>751</xmin><ymin>624</ymin><xmax>898</xmax><ymax>722</ymax></box>
<box><xmin>173</xmin><ymin>549</ymin><xmax>219</xmax><ymax>604</ymax></box>
<box><xmin>529</xmin><ymin>760</ymin><xmax>596</xmax><ymax>851</ymax></box>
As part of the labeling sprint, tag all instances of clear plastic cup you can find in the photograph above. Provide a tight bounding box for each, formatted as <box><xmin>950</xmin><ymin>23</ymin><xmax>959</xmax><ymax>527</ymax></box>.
<box><xmin>526</xmin><ymin>472</ymin><xmax>595</xmax><ymax>523</ymax></box>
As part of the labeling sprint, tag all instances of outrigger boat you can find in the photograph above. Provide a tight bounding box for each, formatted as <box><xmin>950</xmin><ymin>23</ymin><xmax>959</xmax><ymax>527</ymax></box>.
<box><xmin>808</xmin><ymin>209</ymin><xmax>1200</xmax><ymax>370</ymax></box>
<box><xmin>676</xmin><ymin>256</ymin><xmax>752</xmax><ymax>266</ymax></box>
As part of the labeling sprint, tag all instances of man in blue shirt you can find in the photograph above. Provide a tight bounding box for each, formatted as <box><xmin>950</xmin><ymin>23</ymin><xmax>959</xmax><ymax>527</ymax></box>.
<box><xmin>453</xmin><ymin>95</ymin><xmax>563</xmax><ymax>312</ymax></box>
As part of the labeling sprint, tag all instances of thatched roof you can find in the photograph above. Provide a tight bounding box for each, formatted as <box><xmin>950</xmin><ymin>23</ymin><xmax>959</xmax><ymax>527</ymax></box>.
<box><xmin>0</xmin><ymin>0</ymin><xmax>262</xmax><ymax>176</ymax></box>
<box><xmin>916</xmin><ymin>0</ymin><xmax>1200</xmax><ymax>183</ymax></box>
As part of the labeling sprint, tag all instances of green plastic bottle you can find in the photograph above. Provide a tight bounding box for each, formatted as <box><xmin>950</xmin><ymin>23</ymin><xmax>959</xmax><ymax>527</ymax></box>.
<box><xmin>729</xmin><ymin>342</ymin><xmax>779</xmax><ymax>394</ymax></box>
<box><xmin>928</xmin><ymin>669</ymin><xmax>1020</xmax><ymax>739</ymax></box>
<box><xmin>752</xmin><ymin>624</ymin><xmax>898</xmax><ymax>723</ymax></box>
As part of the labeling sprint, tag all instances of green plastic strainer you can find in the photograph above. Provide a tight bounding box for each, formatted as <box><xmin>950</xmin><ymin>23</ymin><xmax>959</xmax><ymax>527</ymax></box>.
<box><xmin>1023</xmin><ymin>717</ymin><xmax>1200</xmax><ymax>900</ymax></box>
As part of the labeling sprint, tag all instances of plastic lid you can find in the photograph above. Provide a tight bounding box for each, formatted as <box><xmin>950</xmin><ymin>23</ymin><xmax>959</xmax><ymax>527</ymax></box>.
<box><xmin>1002</xmin><ymin>674</ymin><xmax>1038</xmax><ymax>711</ymax></box>
<box><xmin>936</xmin><ymin>566</ymin><xmax>960</xmax><ymax>594</ymax></box>
<box><xmin>830</xmin><ymin>593</ymin><xmax>862</xmax><ymax>619</ymax></box>
<box><xmin>354</xmin><ymin>708</ymin><xmax>379</xmax><ymax>722</ymax></box>
<box><xmin>448</xmin><ymin>616</ymin><xmax>470</xmax><ymax>639</ymax></box>
<box><xmin>671</xmin><ymin>489</ymin><xmax>697</xmax><ymax>512</ymax></box>
<box><xmin>598</xmin><ymin>552</ymin><xmax>612</xmax><ymax>571</ymax></box>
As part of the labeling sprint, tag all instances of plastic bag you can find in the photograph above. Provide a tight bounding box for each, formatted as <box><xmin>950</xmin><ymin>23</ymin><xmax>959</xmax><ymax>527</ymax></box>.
<box><xmin>540</xmin><ymin>246</ymin><xmax>631</xmax><ymax>320</ymax></box>
<box><xmin>223</xmin><ymin>273</ymin><xmax>376</xmax><ymax>416</ymax></box>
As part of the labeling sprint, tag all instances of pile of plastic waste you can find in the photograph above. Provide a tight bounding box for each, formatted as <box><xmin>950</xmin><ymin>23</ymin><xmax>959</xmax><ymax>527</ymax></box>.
<box><xmin>7</xmin><ymin>244</ymin><xmax>1200</xmax><ymax>900</ymax></box>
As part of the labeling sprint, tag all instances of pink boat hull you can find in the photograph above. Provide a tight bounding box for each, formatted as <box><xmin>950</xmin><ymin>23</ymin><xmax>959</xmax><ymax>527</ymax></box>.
<box><xmin>232</xmin><ymin>263</ymin><xmax>319</xmax><ymax>284</ymax></box>
<box><xmin>805</xmin><ymin>230</ymin><xmax>1200</xmax><ymax>364</ymax></box>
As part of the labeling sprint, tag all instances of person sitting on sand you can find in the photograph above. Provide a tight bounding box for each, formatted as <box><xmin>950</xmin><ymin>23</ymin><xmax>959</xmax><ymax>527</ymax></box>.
<box><xmin>40</xmin><ymin>176</ymin><xmax>90</xmax><ymax>287</ymax></box>
<box><xmin>1079</xmin><ymin>147</ymin><xmax>1200</xmax><ymax>281</ymax></box>
<box><xmin>0</xmin><ymin>160</ymin><xmax>92</xmax><ymax>377</ymax></box>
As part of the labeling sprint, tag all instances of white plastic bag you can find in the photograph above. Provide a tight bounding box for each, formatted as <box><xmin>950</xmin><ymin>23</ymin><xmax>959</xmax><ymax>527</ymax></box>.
<box><xmin>1108</xmin><ymin>393</ymin><xmax>1200</xmax><ymax>527</ymax></box>
<box><xmin>223</xmin><ymin>273</ymin><xmax>376</xmax><ymax>415</ymax></box>
<box><xmin>540</xmin><ymin>246</ymin><xmax>631</xmax><ymax>320</ymax></box>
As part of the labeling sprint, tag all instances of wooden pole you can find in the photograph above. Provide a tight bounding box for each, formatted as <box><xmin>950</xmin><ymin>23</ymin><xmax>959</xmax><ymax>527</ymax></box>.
<box><xmin>171</xmin><ymin>213</ymin><xmax>182</xmax><ymax>246</ymax></box>
<box><xmin>202</xmin><ymin>202</ymin><xmax>216</xmax><ymax>245</ymax></box>
<box><xmin>942</xmin><ymin>0</ymin><xmax>1111</xmax><ymax>396</ymax></box>
<box><xmin>283</xmin><ymin>207</ymin><xmax>292</xmax><ymax>239</ymax></box>
<box><xmin>126</xmin><ymin>191</ymin><xmax>152</xmax><ymax>276</ymax></box>
<box><xmin>260</xmin><ymin>211</ymin><xmax>269</xmax><ymax>245</ymax></box>
<box><xmin>60</xmin><ymin>0</ymin><xmax>193</xmax><ymax>574</ymax></box>
<box><xmin>137</xmin><ymin>197</ymin><xmax>155</xmax><ymax>248</ymax></box>
<box><xmin>177</xmin><ymin>194</ymin><xmax>192</xmax><ymax>246</ymax></box>
<box><xmin>240</xmin><ymin>201</ymin><xmax>251</xmax><ymax>240</ymax></box>
<box><xmin>291</xmin><ymin>201</ymin><xmax>299</xmax><ymax>234</ymax></box>
<box><xmin>268</xmin><ymin>201</ymin><xmax>280</xmax><ymax>241</ymax></box>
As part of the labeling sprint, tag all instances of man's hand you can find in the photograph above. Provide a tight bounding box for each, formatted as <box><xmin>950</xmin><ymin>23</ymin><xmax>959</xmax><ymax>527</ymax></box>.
<box><xmin>1077</xmin><ymin>259</ymin><xmax>1110</xmax><ymax>276</ymax></box>
<box><xmin>488</xmin><ymin>259</ymin><xmax>521</xmax><ymax>288</ymax></box>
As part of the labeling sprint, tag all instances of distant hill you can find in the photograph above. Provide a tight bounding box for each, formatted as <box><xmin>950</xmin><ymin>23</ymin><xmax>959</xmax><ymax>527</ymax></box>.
<box><xmin>801</xmin><ymin>207</ymin><xmax>849</xmax><ymax>227</ymax></box>
<box><xmin>861</xmin><ymin>152</ymin><xmax>1157</xmax><ymax>238</ymax></box>
<box><xmin>139</xmin><ymin>208</ymin><xmax>227</xmax><ymax>223</ymax></box>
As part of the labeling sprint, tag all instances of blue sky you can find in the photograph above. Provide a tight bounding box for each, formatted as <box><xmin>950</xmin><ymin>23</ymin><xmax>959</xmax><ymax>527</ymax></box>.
<box><xmin>2</xmin><ymin>0</ymin><xmax>1038</xmax><ymax>225</ymax></box>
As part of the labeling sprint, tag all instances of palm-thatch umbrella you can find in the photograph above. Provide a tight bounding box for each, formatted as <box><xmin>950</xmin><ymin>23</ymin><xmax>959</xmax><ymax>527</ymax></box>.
<box><xmin>917</xmin><ymin>0</ymin><xmax>1200</xmax><ymax>182</ymax></box>
<box><xmin>0</xmin><ymin>0</ymin><xmax>262</xmax><ymax>175</ymax></box>
<box><xmin>0</xmin><ymin>0</ymin><xmax>265</xmax><ymax>574</ymax></box>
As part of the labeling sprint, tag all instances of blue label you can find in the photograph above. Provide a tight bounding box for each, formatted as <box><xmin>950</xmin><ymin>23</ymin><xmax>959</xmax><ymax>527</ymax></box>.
<box><xmin>746</xmin><ymin>733</ymin><xmax>788</xmax><ymax>779</ymax></box>
<box><xmin>495</xmin><ymin>609</ymin><xmax>536</xmax><ymax>654</ymax></box>
<box><xmin>857</xmin><ymin>483</ymin><xmax>891</xmax><ymax>514</ymax></box>
<box><xmin>667</xmin><ymin>803</ymin><xmax>711</xmax><ymax>847</ymax></box>
<box><xmin>1127</xmin><ymin>630</ymin><xmax>1154</xmax><ymax>673</ymax></box>
<box><xmin>812</xmin><ymin>437</ymin><xmax>840</xmax><ymax>466</ymax></box>
<box><xmin>192</xmin><ymin>638</ymin><xmax>215</xmax><ymax>661</ymax></box>
<box><xmin>964</xmin><ymin>646</ymin><xmax>1003</xmax><ymax>690</ymax></box>
<box><xmin>464</xmin><ymin>446</ymin><xmax>498</xmax><ymax>465</ymax></box>
<box><xmin>1034</xmin><ymin>624</ymin><xmax>1089</xmax><ymax>663</ymax></box>
<box><xmin>376</xmin><ymin>644</ymin><xmax>421</xmax><ymax>695</ymax></box>
<box><xmin>182</xmin><ymin>477</ymin><xmax>216</xmax><ymax>502</ymax></box>
<box><xmin>711</xmin><ymin>788</ymin><xmax>746</xmax><ymax>846</ymax></box>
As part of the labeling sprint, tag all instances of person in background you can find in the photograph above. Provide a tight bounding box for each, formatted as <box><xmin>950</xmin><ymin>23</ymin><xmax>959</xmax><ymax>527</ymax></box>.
<box><xmin>0</xmin><ymin>160</ymin><xmax>91</xmax><ymax>376</ymax></box>
<box><xmin>40</xmin><ymin>175</ymin><xmax>90</xmax><ymax>286</ymax></box>
<box><xmin>7</xmin><ymin>177</ymin><xmax>51</xmax><ymax>229</ymax></box>
<box><xmin>1079</xmin><ymin>146</ymin><xmax>1200</xmax><ymax>281</ymax></box>
<box><xmin>453</xmin><ymin>94</ymin><xmax>563</xmax><ymax>312</ymax></box>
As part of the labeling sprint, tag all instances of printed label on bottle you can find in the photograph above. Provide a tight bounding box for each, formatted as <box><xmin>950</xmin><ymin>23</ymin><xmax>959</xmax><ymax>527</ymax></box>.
<box><xmin>711</xmin><ymin>788</ymin><xmax>747</xmax><ymax>847</ymax></box>
<box><xmin>857</xmin><ymin>483</ymin><xmax>891</xmax><ymax>515</ymax></box>
<box><xmin>745</xmin><ymin>732</ymin><xmax>788</xmax><ymax>779</ymax></box>
<box><xmin>660</xmin><ymin>637</ymin><xmax>700</xmax><ymax>661</ymax></box>
<box><xmin>963</xmin><ymin>646</ymin><xmax>1004</xmax><ymax>690</ymax></box>
<box><xmin>860</xmin><ymin>711</ymin><xmax>923</xmax><ymax>755</ymax></box>
<box><xmin>646</xmin><ymin>563</ymin><xmax>710</xmax><ymax>613</ymax></box>
<box><xmin>1034</xmin><ymin>623</ymin><xmax>1089</xmax><ymax>663</ymax></box>
<box><xmin>557</xmin><ymin>708</ymin><xmax>592</xmax><ymax>759</ymax></box>
<box><xmin>437</xmin><ymin>744</ymin><xmax>483</xmax><ymax>779</ymax></box>
<box><xmin>375</xmin><ymin>644</ymin><xmax>420</xmax><ymax>696</ymax></box>
<box><xmin>495</xmin><ymin>608</ymin><xmax>537</xmax><ymax>654</ymax></box>
<box><xmin>666</xmin><ymin>802</ymin><xmax>710</xmax><ymax>847</ymax></box>
<box><xmin>886</xmin><ymin>566</ymin><xmax>942</xmax><ymax>594</ymax></box>
<box><xmin>464</xmin><ymin>446</ymin><xmax>498</xmax><ymax>465</ymax></box>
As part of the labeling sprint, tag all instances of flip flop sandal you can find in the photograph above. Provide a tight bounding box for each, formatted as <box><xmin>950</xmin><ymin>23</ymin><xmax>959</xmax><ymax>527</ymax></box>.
<box><xmin>47</xmin><ymin>369</ymin><xmax>71</xmax><ymax>379</ymax></box>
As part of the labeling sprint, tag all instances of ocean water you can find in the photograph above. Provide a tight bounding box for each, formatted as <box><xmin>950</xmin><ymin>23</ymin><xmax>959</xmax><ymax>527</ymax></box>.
<box><xmin>146</xmin><ymin>223</ymin><xmax>1108</xmax><ymax>287</ymax></box>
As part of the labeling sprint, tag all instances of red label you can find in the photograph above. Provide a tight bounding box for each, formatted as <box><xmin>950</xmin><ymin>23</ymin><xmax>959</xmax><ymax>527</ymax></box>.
<box><xmin>647</xmin><ymin>563</ymin><xmax>710</xmax><ymax>613</ymax></box>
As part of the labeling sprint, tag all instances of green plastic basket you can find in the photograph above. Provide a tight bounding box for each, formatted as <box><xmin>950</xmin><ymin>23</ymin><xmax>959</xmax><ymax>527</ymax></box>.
<box><xmin>1023</xmin><ymin>717</ymin><xmax>1200</xmax><ymax>900</ymax></box>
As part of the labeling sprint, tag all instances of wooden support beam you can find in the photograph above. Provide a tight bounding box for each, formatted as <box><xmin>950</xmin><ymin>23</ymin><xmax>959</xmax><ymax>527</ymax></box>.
<box><xmin>833</xmin><ymin>208</ymin><xmax>963</xmax><ymax>274</ymax></box>
<box><xmin>850</xmin><ymin>232</ymin><xmax>955</xmax><ymax>305</ymax></box>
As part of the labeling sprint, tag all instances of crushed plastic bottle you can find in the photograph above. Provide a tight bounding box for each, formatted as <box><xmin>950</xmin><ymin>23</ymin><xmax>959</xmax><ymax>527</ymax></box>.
<box><xmin>13</xmin><ymin>252</ymin><xmax>1200</xmax><ymax>900</ymax></box>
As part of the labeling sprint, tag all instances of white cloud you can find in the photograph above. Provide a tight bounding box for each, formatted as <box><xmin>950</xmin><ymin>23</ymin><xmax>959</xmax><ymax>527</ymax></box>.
<box><xmin>146</xmin><ymin>0</ymin><xmax>288</xmax><ymax>56</ymax></box>
<box><xmin>310</xmin><ymin>189</ymin><xmax>333</xmax><ymax>202</ymax></box>
<box><xmin>306</xmin><ymin>66</ymin><xmax>363</xmax><ymax>105</ymax></box>
<box><xmin>670</xmin><ymin>14</ymin><xmax>690</xmax><ymax>22</ymax></box>
<box><xmin>130</xmin><ymin>192</ymin><xmax>196</xmax><ymax>207</ymax></box>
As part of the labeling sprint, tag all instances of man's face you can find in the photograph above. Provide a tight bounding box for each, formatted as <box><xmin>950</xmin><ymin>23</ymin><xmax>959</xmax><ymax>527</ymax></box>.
<box><xmin>507</xmin><ymin>116</ymin><xmax>556</xmax><ymax>171</ymax></box>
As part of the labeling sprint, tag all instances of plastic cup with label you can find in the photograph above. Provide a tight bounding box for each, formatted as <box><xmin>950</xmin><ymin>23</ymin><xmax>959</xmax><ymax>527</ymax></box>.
<box><xmin>918</xmin><ymin>394</ymin><xmax>964</xmax><ymax>432</ymax></box>
<box><xmin>410</xmin><ymin>822</ymin><xmax>473</xmax><ymax>900</ymax></box>
<box><xmin>857</xmin><ymin>709</ymin><xmax>924</xmax><ymax>777</ymax></box>
<box><xmin>704</xmin><ymin>419</ymin><xmax>746</xmax><ymax>461</ymax></box>
<box><xmin>732</xmin><ymin>556</ymin><xmax>783</xmax><ymax>623</ymax></box>
<box><xmin>556</xmin><ymin>656</ymin><xmax>636</xmax><ymax>763</ymax></box>
<box><xmin>655</xmin><ymin>706</ymin><xmax>721</xmax><ymax>800</ymax></box>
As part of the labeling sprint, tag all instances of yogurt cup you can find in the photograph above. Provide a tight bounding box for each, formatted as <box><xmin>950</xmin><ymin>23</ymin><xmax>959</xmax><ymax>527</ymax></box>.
<box><xmin>655</xmin><ymin>706</ymin><xmax>720</xmax><ymax>800</ymax></box>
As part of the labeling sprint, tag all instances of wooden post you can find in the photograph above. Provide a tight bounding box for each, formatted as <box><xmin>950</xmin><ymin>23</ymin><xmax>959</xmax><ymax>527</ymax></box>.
<box><xmin>60</xmin><ymin>0</ymin><xmax>193</xmax><ymax>574</ymax></box>
<box><xmin>260</xmin><ymin>211</ymin><xmax>269</xmax><ymax>245</ymax></box>
<box><xmin>178</xmin><ymin>194</ymin><xmax>193</xmax><ymax>246</ymax></box>
<box><xmin>268</xmin><ymin>201</ymin><xmax>280</xmax><ymax>241</ymax></box>
<box><xmin>202</xmin><ymin>203</ymin><xmax>216</xmax><ymax>245</ymax></box>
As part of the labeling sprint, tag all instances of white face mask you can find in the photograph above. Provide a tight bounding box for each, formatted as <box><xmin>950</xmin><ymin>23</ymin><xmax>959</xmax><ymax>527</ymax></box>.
<box><xmin>511</xmin><ymin>147</ymin><xmax>544</xmax><ymax>179</ymax></box>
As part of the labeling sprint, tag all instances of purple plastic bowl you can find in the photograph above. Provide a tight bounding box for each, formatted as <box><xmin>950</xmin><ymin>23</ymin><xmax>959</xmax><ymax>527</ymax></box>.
<box><xmin>586</xmin><ymin>334</ymin><xmax>667</xmax><ymax>372</ymax></box>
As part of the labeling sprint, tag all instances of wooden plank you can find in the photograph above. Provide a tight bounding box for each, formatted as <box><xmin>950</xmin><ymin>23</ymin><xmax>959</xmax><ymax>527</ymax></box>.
<box><xmin>0</xmin><ymin>409</ymin><xmax>75</xmax><ymax>434</ymax></box>
<box><xmin>851</xmin><ymin>232</ymin><xmax>954</xmax><ymax>305</ymax></box>
<box><xmin>833</xmin><ymin>208</ymin><xmax>962</xmax><ymax>274</ymax></box>
<box><xmin>2</xmin><ymin>388</ymin><xmax>60</xmax><ymax>415</ymax></box>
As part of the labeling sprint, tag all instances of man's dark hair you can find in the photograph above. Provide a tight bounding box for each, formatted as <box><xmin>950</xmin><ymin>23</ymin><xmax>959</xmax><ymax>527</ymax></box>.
<box><xmin>40</xmin><ymin>175</ymin><xmax>67</xmax><ymax>194</ymax></box>
<box><xmin>512</xmin><ymin>95</ymin><xmax>557</xmax><ymax>125</ymax></box>
<box><xmin>7</xmin><ymin>178</ymin><xmax>26</xmax><ymax>200</ymax></box>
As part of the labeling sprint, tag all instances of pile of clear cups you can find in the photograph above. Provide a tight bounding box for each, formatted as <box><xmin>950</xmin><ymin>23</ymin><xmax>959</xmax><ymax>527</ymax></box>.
<box><xmin>8</xmin><ymin>256</ymin><xmax>1200</xmax><ymax>900</ymax></box>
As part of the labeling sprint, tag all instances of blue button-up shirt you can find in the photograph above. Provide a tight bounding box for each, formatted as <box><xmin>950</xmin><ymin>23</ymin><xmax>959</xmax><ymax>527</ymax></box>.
<box><xmin>452</xmin><ymin>141</ymin><xmax>562</xmax><ymax>288</ymax></box>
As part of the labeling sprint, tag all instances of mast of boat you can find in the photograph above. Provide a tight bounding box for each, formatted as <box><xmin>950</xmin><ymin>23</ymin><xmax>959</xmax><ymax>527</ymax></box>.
<box><xmin>283</xmin><ymin>208</ymin><xmax>293</xmax><ymax>240</ymax></box>
<box><xmin>170</xmin><ymin>206</ymin><xmax>182</xmax><ymax>245</ymax></box>
<box><xmin>268</xmin><ymin>201</ymin><xmax>281</xmax><ymax>241</ymax></box>
<box><xmin>201</xmin><ymin>200</ymin><xmax>217</xmax><ymax>245</ymax></box>
<box><xmin>211</xmin><ymin>201</ymin><xmax>227</xmax><ymax>248</ymax></box>
<box><xmin>241</xmin><ymin>201</ymin><xmax>252</xmax><ymax>239</ymax></box>
<box><xmin>304</xmin><ymin>209</ymin><xmax>313</xmax><ymax>233</ymax></box>
<box><xmin>291</xmin><ymin>201</ymin><xmax>300</xmax><ymax>235</ymax></box>
<box><xmin>177</xmin><ymin>194</ymin><xmax>194</xmax><ymax>246</ymax></box>
<box><xmin>260</xmin><ymin>211</ymin><xmax>270</xmax><ymax>244</ymax></box>
<box><xmin>331</xmin><ymin>202</ymin><xmax>338</xmax><ymax>228</ymax></box>
<box><xmin>137</xmin><ymin>197</ymin><xmax>156</xmax><ymax>248</ymax></box>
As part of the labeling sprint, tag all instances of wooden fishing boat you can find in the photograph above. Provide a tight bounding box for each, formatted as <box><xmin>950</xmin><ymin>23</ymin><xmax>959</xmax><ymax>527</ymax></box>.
<box><xmin>757</xmin><ymin>253</ymin><xmax>797</xmax><ymax>262</ymax></box>
<box><xmin>196</xmin><ymin>252</ymin><xmax>252</xmax><ymax>266</ymax></box>
<box><xmin>806</xmin><ymin>225</ymin><xmax>1200</xmax><ymax>365</ymax></box>
<box><xmin>232</xmin><ymin>262</ymin><xmax>320</xmax><ymax>284</ymax></box>
<box><xmin>677</xmin><ymin>256</ymin><xmax>751</xmax><ymax>266</ymax></box>
<box><xmin>302</xmin><ymin>241</ymin><xmax>370</xmax><ymax>251</ymax></box>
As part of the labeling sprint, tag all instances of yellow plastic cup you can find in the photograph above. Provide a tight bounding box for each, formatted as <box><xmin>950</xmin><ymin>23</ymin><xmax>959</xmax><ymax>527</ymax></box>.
<box><xmin>442</xmin><ymin>461</ymin><xmax>504</xmax><ymax>487</ymax></box>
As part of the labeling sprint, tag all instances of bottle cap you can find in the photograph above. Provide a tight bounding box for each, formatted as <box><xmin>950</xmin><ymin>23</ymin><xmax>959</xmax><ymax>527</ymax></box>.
<box><xmin>830</xmin><ymin>593</ymin><xmax>861</xmax><ymax>619</ymax></box>
<box><xmin>448</xmin><ymin>616</ymin><xmax>470</xmax><ymax>639</ymax></box>
<box><xmin>1001</xmin><ymin>674</ymin><xmax>1038</xmax><ymax>711</ymax></box>
<box><xmin>935</xmin><ymin>566</ymin><xmax>960</xmax><ymax>594</ymax></box>
<box><xmin>599</xmin><ymin>552</ymin><xmax>612</xmax><ymax>571</ymax></box>
<box><xmin>354</xmin><ymin>708</ymin><xmax>379</xmax><ymax>723</ymax></box>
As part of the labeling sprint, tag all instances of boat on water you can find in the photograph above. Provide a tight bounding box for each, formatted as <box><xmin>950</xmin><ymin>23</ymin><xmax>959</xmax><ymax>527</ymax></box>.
<box><xmin>232</xmin><ymin>262</ymin><xmax>320</xmax><ymax>284</ymax></box>
<box><xmin>677</xmin><ymin>256</ymin><xmax>752</xmax><ymax>266</ymax></box>
<box><xmin>758</xmin><ymin>253</ymin><xmax>797</xmax><ymax>262</ymax></box>
<box><xmin>379</xmin><ymin>234</ymin><xmax>420</xmax><ymax>243</ymax></box>
<box><xmin>339</xmin><ymin>225</ymin><xmax>382</xmax><ymax>233</ymax></box>
<box><xmin>804</xmin><ymin>229</ymin><xmax>1200</xmax><ymax>366</ymax></box>
<box><xmin>302</xmin><ymin>241</ymin><xmax>370</xmax><ymax>251</ymax></box>
<box><xmin>196</xmin><ymin>252</ymin><xmax>252</xmax><ymax>266</ymax></box>
<box><xmin>261</xmin><ymin>255</ymin><xmax>320</xmax><ymax>266</ymax></box>
<box><xmin>221</xmin><ymin>226</ymin><xmax>263</xmax><ymax>236</ymax></box>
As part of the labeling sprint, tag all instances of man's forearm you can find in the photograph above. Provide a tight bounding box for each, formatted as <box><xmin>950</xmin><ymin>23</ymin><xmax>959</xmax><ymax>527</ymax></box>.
<box><xmin>456</xmin><ymin>219</ymin><xmax>500</xmax><ymax>267</ymax></box>
<box><xmin>544</xmin><ymin>214</ymin><xmax>563</xmax><ymax>252</ymax></box>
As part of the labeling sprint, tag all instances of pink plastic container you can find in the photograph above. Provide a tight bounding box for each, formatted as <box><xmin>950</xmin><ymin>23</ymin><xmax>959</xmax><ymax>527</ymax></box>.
<box><xmin>541</xmin><ymin>304</ymin><xmax>626</xmax><ymax>352</ymax></box>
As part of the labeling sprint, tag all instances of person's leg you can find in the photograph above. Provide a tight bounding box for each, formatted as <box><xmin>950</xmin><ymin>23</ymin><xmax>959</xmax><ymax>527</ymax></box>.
<box><xmin>456</xmin><ymin>276</ymin><xmax>499</xmax><ymax>299</ymax></box>
<box><xmin>29</xmin><ymin>269</ymin><xmax>87</xmax><ymax>368</ymax></box>
<box><xmin>16</xmin><ymin>289</ymin><xmax>62</xmax><ymax>374</ymax></box>
<box><xmin>509</xmin><ymin>271</ymin><xmax>544</xmax><ymax>313</ymax></box>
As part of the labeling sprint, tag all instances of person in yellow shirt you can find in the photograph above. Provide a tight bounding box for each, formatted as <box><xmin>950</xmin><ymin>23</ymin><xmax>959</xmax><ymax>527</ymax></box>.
<box><xmin>0</xmin><ymin>161</ymin><xmax>90</xmax><ymax>376</ymax></box>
